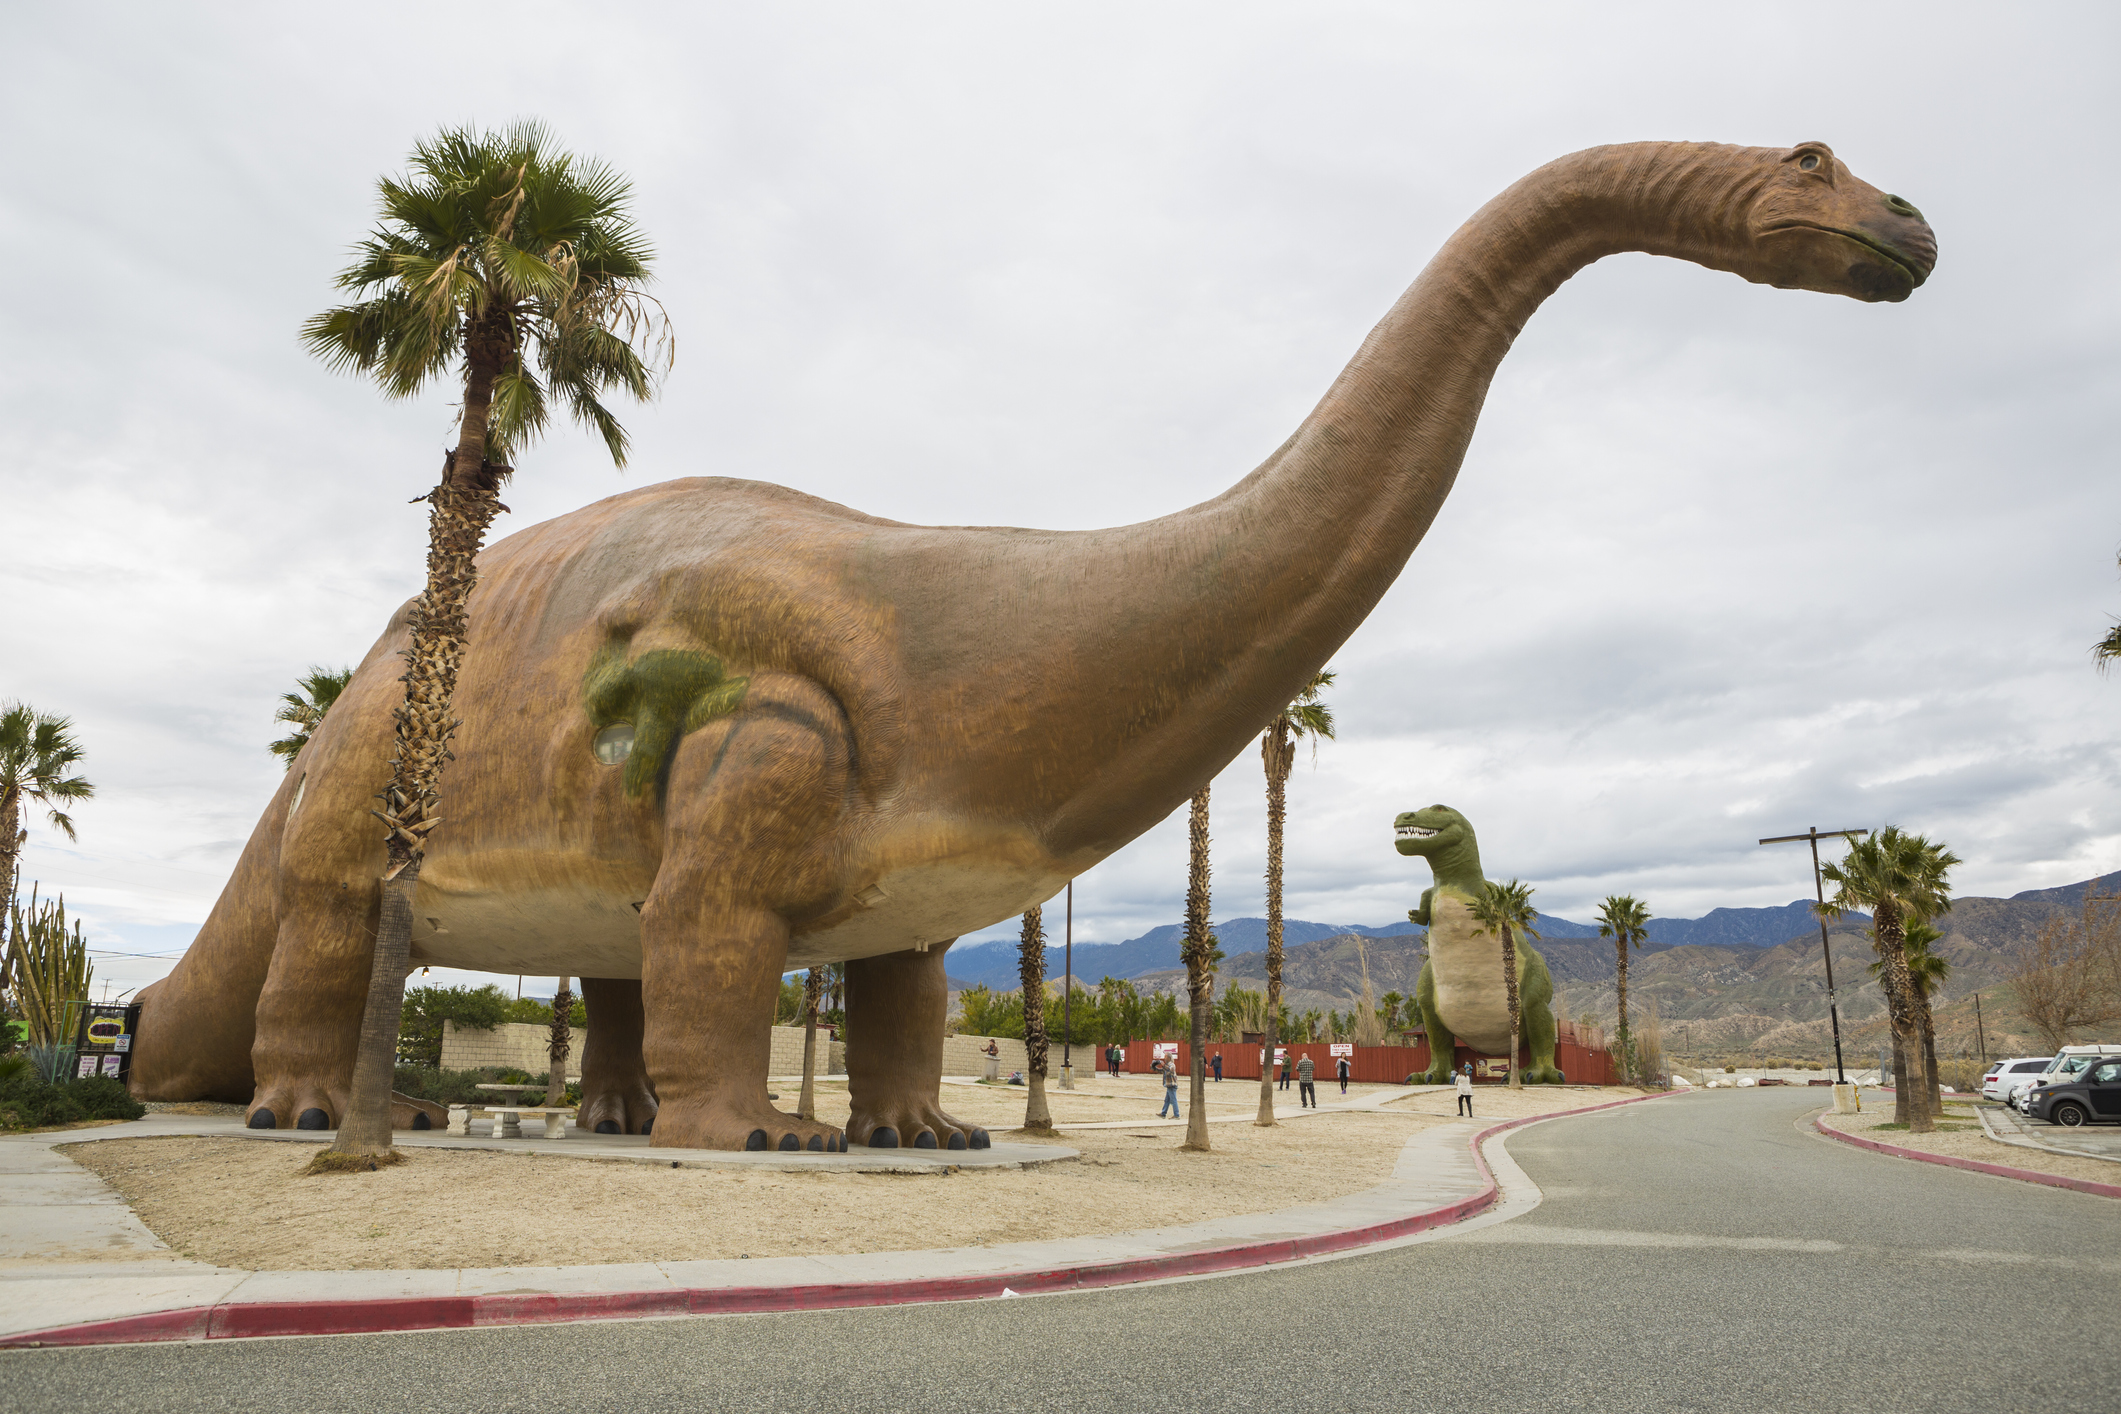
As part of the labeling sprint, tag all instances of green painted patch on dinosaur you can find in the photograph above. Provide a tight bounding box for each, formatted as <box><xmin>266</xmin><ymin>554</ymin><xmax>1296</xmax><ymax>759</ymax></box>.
<box><xmin>582</xmin><ymin>645</ymin><xmax>749</xmax><ymax>799</ymax></box>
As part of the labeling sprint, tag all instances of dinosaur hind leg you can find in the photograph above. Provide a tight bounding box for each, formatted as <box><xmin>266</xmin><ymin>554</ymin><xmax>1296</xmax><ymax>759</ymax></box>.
<box><xmin>844</xmin><ymin>944</ymin><xmax>988</xmax><ymax>1152</ymax></box>
<box><xmin>578</xmin><ymin>977</ymin><xmax>657</xmax><ymax>1135</ymax></box>
<box><xmin>1518</xmin><ymin>950</ymin><xmax>1566</xmax><ymax>1085</ymax></box>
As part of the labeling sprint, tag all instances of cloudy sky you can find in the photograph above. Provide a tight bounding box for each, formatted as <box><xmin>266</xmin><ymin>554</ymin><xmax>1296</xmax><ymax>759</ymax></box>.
<box><xmin>4</xmin><ymin>3</ymin><xmax>2116</xmax><ymax>997</ymax></box>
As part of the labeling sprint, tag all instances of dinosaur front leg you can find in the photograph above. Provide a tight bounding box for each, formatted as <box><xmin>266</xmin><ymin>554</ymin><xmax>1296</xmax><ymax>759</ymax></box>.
<box><xmin>577</xmin><ymin>977</ymin><xmax>657</xmax><ymax>1135</ymax></box>
<box><xmin>1414</xmin><ymin>961</ymin><xmax>1457</xmax><ymax>1085</ymax></box>
<box><xmin>640</xmin><ymin>901</ymin><xmax>844</xmax><ymax>1151</ymax></box>
<box><xmin>844</xmin><ymin>945</ymin><xmax>990</xmax><ymax>1151</ymax></box>
<box><xmin>636</xmin><ymin>675</ymin><xmax>851</xmax><ymax>1152</ymax></box>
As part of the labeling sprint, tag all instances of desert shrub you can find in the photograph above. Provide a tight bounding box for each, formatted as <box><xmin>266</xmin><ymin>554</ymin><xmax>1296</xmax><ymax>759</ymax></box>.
<box><xmin>0</xmin><ymin>1071</ymin><xmax>145</xmax><ymax>1131</ymax></box>
<box><xmin>1724</xmin><ymin>1065</ymin><xmax>1737</xmax><ymax>1074</ymax></box>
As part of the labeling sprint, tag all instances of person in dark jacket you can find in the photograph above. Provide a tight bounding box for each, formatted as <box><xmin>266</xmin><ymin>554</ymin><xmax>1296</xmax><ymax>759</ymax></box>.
<box><xmin>1297</xmin><ymin>1053</ymin><xmax>1317</xmax><ymax>1108</ymax></box>
<box><xmin>1211</xmin><ymin>1052</ymin><xmax>1223</xmax><ymax>1082</ymax></box>
<box><xmin>1336</xmin><ymin>1055</ymin><xmax>1351</xmax><ymax>1094</ymax></box>
<box><xmin>1278</xmin><ymin>1054</ymin><xmax>1293</xmax><ymax>1090</ymax></box>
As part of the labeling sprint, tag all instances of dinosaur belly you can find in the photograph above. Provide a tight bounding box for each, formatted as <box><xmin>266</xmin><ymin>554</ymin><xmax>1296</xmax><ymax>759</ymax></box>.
<box><xmin>1427</xmin><ymin>891</ymin><xmax>1514</xmax><ymax>1054</ymax></box>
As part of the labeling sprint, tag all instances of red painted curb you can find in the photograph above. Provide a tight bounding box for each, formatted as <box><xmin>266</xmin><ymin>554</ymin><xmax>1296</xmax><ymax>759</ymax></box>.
<box><xmin>1811</xmin><ymin>1114</ymin><xmax>2121</xmax><ymax>1199</ymax></box>
<box><xmin>1</xmin><ymin>1088</ymin><xmax>1677</xmax><ymax>1348</ymax></box>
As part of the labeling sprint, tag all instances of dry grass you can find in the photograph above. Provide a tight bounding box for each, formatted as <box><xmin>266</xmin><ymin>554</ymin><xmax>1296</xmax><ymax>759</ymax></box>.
<box><xmin>57</xmin><ymin>1079</ymin><xmax>1638</xmax><ymax>1272</ymax></box>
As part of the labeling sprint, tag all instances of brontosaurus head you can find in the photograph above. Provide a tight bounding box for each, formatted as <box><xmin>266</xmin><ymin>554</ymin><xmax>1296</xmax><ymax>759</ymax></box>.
<box><xmin>1393</xmin><ymin>804</ymin><xmax>1470</xmax><ymax>858</ymax></box>
<box><xmin>1724</xmin><ymin>141</ymin><xmax>1937</xmax><ymax>303</ymax></box>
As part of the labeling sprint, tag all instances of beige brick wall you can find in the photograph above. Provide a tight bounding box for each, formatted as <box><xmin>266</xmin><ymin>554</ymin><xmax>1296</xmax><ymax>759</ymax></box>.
<box><xmin>439</xmin><ymin>1021</ymin><xmax>847</xmax><ymax>1079</ymax></box>
<box><xmin>941</xmin><ymin>1033</ymin><xmax>1030</xmax><ymax>1077</ymax></box>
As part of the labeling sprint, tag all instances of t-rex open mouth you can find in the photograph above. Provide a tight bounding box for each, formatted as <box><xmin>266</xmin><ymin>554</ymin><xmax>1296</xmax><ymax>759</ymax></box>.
<box><xmin>1396</xmin><ymin>826</ymin><xmax>1439</xmax><ymax>840</ymax></box>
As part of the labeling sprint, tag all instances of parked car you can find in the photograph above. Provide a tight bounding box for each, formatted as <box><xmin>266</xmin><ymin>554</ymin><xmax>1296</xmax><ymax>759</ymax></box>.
<box><xmin>2012</xmin><ymin>1044</ymin><xmax>2121</xmax><ymax>1112</ymax></box>
<box><xmin>1984</xmin><ymin>1056</ymin><xmax>2056</xmax><ymax>1105</ymax></box>
<box><xmin>2024</xmin><ymin>1056</ymin><xmax>2121</xmax><ymax>1128</ymax></box>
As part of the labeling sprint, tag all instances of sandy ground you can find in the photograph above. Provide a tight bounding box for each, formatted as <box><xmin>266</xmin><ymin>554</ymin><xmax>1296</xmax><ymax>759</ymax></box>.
<box><xmin>1817</xmin><ymin>1103</ymin><xmax>2121</xmax><ymax>1188</ymax></box>
<box><xmin>56</xmin><ymin>1078</ymin><xmax>1639</xmax><ymax>1272</ymax></box>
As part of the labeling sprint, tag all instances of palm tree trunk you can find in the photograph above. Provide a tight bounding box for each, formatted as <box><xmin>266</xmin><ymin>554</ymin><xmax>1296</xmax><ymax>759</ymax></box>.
<box><xmin>1872</xmin><ymin>905</ymin><xmax>1933</xmax><ymax>1134</ymax></box>
<box><xmin>1891</xmin><ymin>1027</ymin><xmax>1909</xmax><ymax>1125</ymax></box>
<box><xmin>0</xmin><ymin>786</ymin><xmax>18</xmax><ymax>955</ymax></box>
<box><xmin>1257</xmin><ymin>725</ymin><xmax>1292</xmax><ymax>1126</ymax></box>
<box><xmin>1922</xmin><ymin>1009</ymin><xmax>1942</xmax><ymax>1112</ymax></box>
<box><xmin>1020</xmin><ymin>905</ymin><xmax>1053</xmax><ymax>1132</ymax></box>
<box><xmin>798</xmin><ymin>968</ymin><xmax>823</xmax><ymax>1120</ymax></box>
<box><xmin>1182</xmin><ymin>786</ymin><xmax>1213</xmax><ymax>1151</ymax></box>
<box><xmin>332</xmin><ymin>368</ymin><xmax>508</xmax><ymax>1159</ymax></box>
<box><xmin>1616</xmin><ymin>941</ymin><xmax>1631</xmax><ymax>1085</ymax></box>
<box><xmin>1503</xmin><ymin>922</ymin><xmax>1523</xmax><ymax>1091</ymax></box>
<box><xmin>545</xmin><ymin>978</ymin><xmax>573</xmax><ymax>1106</ymax></box>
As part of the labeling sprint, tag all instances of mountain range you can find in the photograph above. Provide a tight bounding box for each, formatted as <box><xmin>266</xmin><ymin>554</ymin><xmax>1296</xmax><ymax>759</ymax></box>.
<box><xmin>945</xmin><ymin>871</ymin><xmax>2121</xmax><ymax>1062</ymax></box>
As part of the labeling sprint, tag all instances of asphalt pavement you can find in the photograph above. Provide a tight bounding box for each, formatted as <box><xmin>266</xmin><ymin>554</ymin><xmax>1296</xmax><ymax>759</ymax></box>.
<box><xmin>8</xmin><ymin>1087</ymin><xmax>2115</xmax><ymax>1413</ymax></box>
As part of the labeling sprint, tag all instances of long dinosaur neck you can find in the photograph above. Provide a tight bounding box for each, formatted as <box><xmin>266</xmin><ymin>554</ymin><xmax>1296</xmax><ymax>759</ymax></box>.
<box><xmin>1425</xmin><ymin>838</ymin><xmax>1487</xmax><ymax>896</ymax></box>
<box><xmin>1036</xmin><ymin>143</ymin><xmax>1767</xmax><ymax>853</ymax></box>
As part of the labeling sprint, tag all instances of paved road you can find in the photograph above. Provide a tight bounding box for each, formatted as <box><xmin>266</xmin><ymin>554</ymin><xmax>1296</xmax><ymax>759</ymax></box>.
<box><xmin>9</xmin><ymin>1089</ymin><xmax>2116</xmax><ymax>1413</ymax></box>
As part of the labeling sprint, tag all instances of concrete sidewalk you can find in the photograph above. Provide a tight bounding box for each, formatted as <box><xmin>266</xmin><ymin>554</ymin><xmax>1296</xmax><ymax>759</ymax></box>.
<box><xmin>0</xmin><ymin>1091</ymin><xmax>1673</xmax><ymax>1347</ymax></box>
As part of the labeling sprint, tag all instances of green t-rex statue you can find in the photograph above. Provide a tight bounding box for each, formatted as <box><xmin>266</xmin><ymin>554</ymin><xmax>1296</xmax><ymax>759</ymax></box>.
<box><xmin>1396</xmin><ymin>805</ymin><xmax>1565</xmax><ymax>1085</ymax></box>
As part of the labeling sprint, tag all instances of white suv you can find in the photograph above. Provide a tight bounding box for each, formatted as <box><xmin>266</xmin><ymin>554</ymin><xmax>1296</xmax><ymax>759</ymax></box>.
<box><xmin>2010</xmin><ymin>1044</ymin><xmax>2121</xmax><ymax>1112</ymax></box>
<box><xmin>1984</xmin><ymin>1056</ymin><xmax>2056</xmax><ymax>1106</ymax></box>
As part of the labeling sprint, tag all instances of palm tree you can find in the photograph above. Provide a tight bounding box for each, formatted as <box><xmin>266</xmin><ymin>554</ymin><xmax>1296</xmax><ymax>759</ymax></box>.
<box><xmin>302</xmin><ymin>122</ymin><xmax>670</xmax><ymax>1160</ymax></box>
<box><xmin>269</xmin><ymin>667</ymin><xmax>354</xmax><ymax>769</ymax></box>
<box><xmin>1256</xmin><ymin>669</ymin><xmax>1335</xmax><ymax>1125</ymax></box>
<box><xmin>0</xmin><ymin>704</ymin><xmax>93</xmax><ymax>949</ymax></box>
<box><xmin>1019</xmin><ymin>905</ymin><xmax>1054</xmax><ymax>1132</ymax></box>
<box><xmin>1180</xmin><ymin>786</ymin><xmax>1214</xmax><ymax>1150</ymax></box>
<box><xmin>1819</xmin><ymin>826</ymin><xmax>1959</xmax><ymax>1135</ymax></box>
<box><xmin>797</xmin><ymin>967</ymin><xmax>824</xmax><ymax>1120</ymax></box>
<box><xmin>1470</xmin><ymin>879</ymin><xmax>1541</xmax><ymax>1090</ymax></box>
<box><xmin>1870</xmin><ymin>920</ymin><xmax>1951</xmax><ymax>1119</ymax></box>
<box><xmin>1596</xmin><ymin>894</ymin><xmax>1653</xmax><ymax>1082</ymax></box>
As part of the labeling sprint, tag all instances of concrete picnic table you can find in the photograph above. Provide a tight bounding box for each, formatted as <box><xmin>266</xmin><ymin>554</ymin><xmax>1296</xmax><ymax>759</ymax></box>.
<box><xmin>445</xmin><ymin>1083</ymin><xmax>577</xmax><ymax>1140</ymax></box>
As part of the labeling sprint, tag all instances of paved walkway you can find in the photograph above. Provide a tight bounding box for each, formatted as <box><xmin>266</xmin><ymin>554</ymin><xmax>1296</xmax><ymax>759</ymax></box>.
<box><xmin>0</xmin><ymin>1088</ymin><xmax>1662</xmax><ymax>1346</ymax></box>
<box><xmin>1977</xmin><ymin>1101</ymin><xmax>2121</xmax><ymax>1164</ymax></box>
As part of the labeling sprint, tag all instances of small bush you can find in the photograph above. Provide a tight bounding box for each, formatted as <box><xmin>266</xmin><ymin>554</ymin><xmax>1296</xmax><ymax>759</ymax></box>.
<box><xmin>1724</xmin><ymin>1065</ymin><xmax>1737</xmax><ymax>1074</ymax></box>
<box><xmin>0</xmin><ymin>1072</ymin><xmax>146</xmax><ymax>1131</ymax></box>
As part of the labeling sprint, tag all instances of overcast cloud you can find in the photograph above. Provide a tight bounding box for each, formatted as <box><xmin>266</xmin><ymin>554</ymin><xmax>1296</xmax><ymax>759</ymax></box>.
<box><xmin>3</xmin><ymin>3</ymin><xmax>2116</xmax><ymax>996</ymax></box>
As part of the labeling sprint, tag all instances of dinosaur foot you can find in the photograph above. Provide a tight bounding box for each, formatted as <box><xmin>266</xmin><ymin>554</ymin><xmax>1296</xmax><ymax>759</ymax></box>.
<box><xmin>847</xmin><ymin>1100</ymin><xmax>989</xmax><ymax>1152</ymax></box>
<box><xmin>1418</xmin><ymin>1067</ymin><xmax>1457</xmax><ymax>1086</ymax></box>
<box><xmin>1521</xmin><ymin>1066</ymin><xmax>1566</xmax><ymax>1086</ymax></box>
<box><xmin>647</xmin><ymin>1095</ymin><xmax>845</xmax><ymax>1153</ymax></box>
<box><xmin>244</xmin><ymin>1086</ymin><xmax>447</xmax><ymax>1132</ymax></box>
<box><xmin>578</xmin><ymin>1082</ymin><xmax>659</xmax><ymax>1136</ymax></box>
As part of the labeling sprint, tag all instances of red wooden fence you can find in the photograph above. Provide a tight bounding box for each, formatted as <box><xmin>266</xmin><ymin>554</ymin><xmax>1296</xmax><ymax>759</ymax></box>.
<box><xmin>1078</xmin><ymin>1021</ymin><xmax>1617</xmax><ymax>1087</ymax></box>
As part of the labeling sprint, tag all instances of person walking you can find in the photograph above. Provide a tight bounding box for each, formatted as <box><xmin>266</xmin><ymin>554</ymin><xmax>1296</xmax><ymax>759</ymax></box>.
<box><xmin>1212</xmin><ymin>1052</ymin><xmax>1223</xmax><ymax>1082</ymax></box>
<box><xmin>1297</xmin><ymin>1053</ymin><xmax>1317</xmax><ymax>1108</ymax></box>
<box><xmin>1278</xmin><ymin>1053</ymin><xmax>1292</xmax><ymax>1090</ymax></box>
<box><xmin>1336</xmin><ymin>1055</ymin><xmax>1351</xmax><ymax>1094</ymax></box>
<box><xmin>1158</xmin><ymin>1057</ymin><xmax>1181</xmax><ymax>1118</ymax></box>
<box><xmin>1455</xmin><ymin>1062</ymin><xmax>1475</xmax><ymax>1117</ymax></box>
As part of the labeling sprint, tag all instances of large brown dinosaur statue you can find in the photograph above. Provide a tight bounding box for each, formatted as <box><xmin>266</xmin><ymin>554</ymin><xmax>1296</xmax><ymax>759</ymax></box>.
<box><xmin>131</xmin><ymin>141</ymin><xmax>1934</xmax><ymax>1151</ymax></box>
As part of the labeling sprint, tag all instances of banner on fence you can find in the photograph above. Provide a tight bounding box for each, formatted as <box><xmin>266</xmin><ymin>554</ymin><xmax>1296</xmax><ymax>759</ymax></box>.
<box><xmin>1329</xmin><ymin>1043</ymin><xmax>1354</xmax><ymax>1057</ymax></box>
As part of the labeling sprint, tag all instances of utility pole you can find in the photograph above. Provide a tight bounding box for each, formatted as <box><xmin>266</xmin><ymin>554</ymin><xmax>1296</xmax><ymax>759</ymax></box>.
<box><xmin>1059</xmin><ymin>880</ymin><xmax>1074</xmax><ymax>1089</ymax></box>
<box><xmin>1759</xmin><ymin>826</ymin><xmax>1869</xmax><ymax>1086</ymax></box>
<box><xmin>1973</xmin><ymin>992</ymin><xmax>1987</xmax><ymax>1068</ymax></box>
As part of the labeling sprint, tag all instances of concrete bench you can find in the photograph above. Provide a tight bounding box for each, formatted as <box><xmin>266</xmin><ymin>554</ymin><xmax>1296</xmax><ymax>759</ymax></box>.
<box><xmin>447</xmin><ymin>1104</ymin><xmax>576</xmax><ymax>1139</ymax></box>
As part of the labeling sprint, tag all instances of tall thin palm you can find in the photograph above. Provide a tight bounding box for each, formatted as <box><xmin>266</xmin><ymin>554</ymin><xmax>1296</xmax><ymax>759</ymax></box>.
<box><xmin>0</xmin><ymin>704</ymin><xmax>93</xmax><ymax>949</ymax></box>
<box><xmin>303</xmin><ymin>123</ymin><xmax>670</xmax><ymax>1159</ymax></box>
<box><xmin>1596</xmin><ymin>894</ymin><xmax>1653</xmax><ymax>1083</ymax></box>
<box><xmin>797</xmin><ymin>968</ymin><xmax>824</xmax><ymax>1120</ymax></box>
<box><xmin>1471</xmin><ymin>879</ymin><xmax>1541</xmax><ymax>1090</ymax></box>
<box><xmin>269</xmin><ymin>667</ymin><xmax>354</xmax><ymax>770</ymax></box>
<box><xmin>1180</xmin><ymin>787</ymin><xmax>1214</xmax><ymax>1150</ymax></box>
<box><xmin>1019</xmin><ymin>906</ymin><xmax>1055</xmax><ymax>1131</ymax></box>
<box><xmin>1256</xmin><ymin>669</ymin><xmax>1335</xmax><ymax>1126</ymax></box>
<box><xmin>1820</xmin><ymin>826</ymin><xmax>1959</xmax><ymax>1135</ymax></box>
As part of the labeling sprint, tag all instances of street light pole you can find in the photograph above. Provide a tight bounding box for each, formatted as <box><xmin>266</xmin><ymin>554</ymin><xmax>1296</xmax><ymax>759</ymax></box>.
<box><xmin>1060</xmin><ymin>880</ymin><xmax>1074</xmax><ymax>1089</ymax></box>
<box><xmin>1758</xmin><ymin>826</ymin><xmax>1869</xmax><ymax>1085</ymax></box>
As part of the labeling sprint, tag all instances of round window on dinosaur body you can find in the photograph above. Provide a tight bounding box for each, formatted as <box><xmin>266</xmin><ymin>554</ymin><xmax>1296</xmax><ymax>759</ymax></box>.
<box><xmin>593</xmin><ymin>724</ymin><xmax>635</xmax><ymax>765</ymax></box>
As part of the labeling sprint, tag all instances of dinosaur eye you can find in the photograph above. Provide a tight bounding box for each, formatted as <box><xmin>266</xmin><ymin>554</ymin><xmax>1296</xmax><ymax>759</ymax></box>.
<box><xmin>1799</xmin><ymin>154</ymin><xmax>1821</xmax><ymax>172</ymax></box>
<box><xmin>593</xmin><ymin>724</ymin><xmax>634</xmax><ymax>765</ymax></box>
